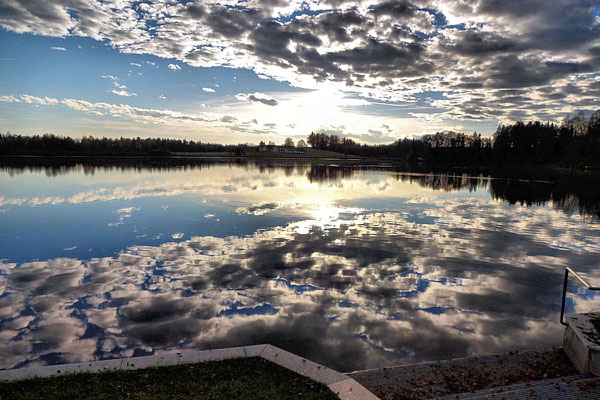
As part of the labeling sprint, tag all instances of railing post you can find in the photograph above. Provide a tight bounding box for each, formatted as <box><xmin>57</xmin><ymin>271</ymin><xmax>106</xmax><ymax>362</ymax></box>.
<box><xmin>560</xmin><ymin>268</ymin><xmax>569</xmax><ymax>326</ymax></box>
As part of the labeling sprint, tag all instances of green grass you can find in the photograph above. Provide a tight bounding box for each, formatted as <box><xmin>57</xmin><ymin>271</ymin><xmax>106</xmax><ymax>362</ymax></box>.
<box><xmin>172</xmin><ymin>151</ymin><xmax>232</xmax><ymax>157</ymax></box>
<box><xmin>244</xmin><ymin>148</ymin><xmax>350</xmax><ymax>158</ymax></box>
<box><xmin>173</xmin><ymin>148</ymin><xmax>354</xmax><ymax>159</ymax></box>
<box><xmin>0</xmin><ymin>357</ymin><xmax>339</xmax><ymax>400</ymax></box>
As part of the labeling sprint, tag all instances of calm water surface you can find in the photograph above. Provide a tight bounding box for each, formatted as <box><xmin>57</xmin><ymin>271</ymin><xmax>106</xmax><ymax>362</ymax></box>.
<box><xmin>1</xmin><ymin>160</ymin><xmax>600</xmax><ymax>372</ymax></box>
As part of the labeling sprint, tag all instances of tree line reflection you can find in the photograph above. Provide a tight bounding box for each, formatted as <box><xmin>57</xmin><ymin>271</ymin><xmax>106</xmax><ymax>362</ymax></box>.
<box><xmin>2</xmin><ymin>159</ymin><xmax>599</xmax><ymax>220</ymax></box>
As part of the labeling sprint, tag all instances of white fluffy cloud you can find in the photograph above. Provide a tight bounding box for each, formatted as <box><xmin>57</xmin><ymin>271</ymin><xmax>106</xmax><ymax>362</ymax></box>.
<box><xmin>102</xmin><ymin>75</ymin><xmax>138</xmax><ymax>97</ymax></box>
<box><xmin>0</xmin><ymin>93</ymin><xmax>233</xmax><ymax>128</ymax></box>
<box><xmin>0</xmin><ymin>0</ymin><xmax>598</xmax><ymax>128</ymax></box>
<box><xmin>110</xmin><ymin>89</ymin><xmax>137</xmax><ymax>97</ymax></box>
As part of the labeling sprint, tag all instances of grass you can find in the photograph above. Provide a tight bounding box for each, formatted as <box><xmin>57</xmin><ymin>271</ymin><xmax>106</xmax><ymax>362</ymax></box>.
<box><xmin>243</xmin><ymin>148</ymin><xmax>351</xmax><ymax>158</ymax></box>
<box><xmin>172</xmin><ymin>152</ymin><xmax>232</xmax><ymax>157</ymax></box>
<box><xmin>0</xmin><ymin>357</ymin><xmax>339</xmax><ymax>400</ymax></box>
<box><xmin>173</xmin><ymin>148</ymin><xmax>353</xmax><ymax>159</ymax></box>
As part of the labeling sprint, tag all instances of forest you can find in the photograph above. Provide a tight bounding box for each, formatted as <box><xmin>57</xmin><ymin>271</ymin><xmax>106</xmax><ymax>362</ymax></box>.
<box><xmin>306</xmin><ymin>110</ymin><xmax>600</xmax><ymax>166</ymax></box>
<box><xmin>0</xmin><ymin>134</ymin><xmax>237</xmax><ymax>156</ymax></box>
<box><xmin>1</xmin><ymin>110</ymin><xmax>599</xmax><ymax>167</ymax></box>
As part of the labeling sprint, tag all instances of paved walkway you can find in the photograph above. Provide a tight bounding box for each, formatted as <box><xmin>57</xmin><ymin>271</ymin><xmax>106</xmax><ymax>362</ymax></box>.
<box><xmin>437</xmin><ymin>375</ymin><xmax>600</xmax><ymax>399</ymax></box>
<box><xmin>347</xmin><ymin>348</ymin><xmax>593</xmax><ymax>399</ymax></box>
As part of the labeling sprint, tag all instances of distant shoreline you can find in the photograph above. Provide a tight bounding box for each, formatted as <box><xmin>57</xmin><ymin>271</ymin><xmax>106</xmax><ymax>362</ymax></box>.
<box><xmin>0</xmin><ymin>152</ymin><xmax>363</xmax><ymax>161</ymax></box>
<box><xmin>0</xmin><ymin>147</ymin><xmax>366</xmax><ymax>161</ymax></box>
<box><xmin>3</xmin><ymin>154</ymin><xmax>600</xmax><ymax>174</ymax></box>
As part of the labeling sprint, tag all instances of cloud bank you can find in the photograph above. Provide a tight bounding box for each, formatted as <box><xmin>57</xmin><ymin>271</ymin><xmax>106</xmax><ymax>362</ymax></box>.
<box><xmin>0</xmin><ymin>0</ymin><xmax>598</xmax><ymax>124</ymax></box>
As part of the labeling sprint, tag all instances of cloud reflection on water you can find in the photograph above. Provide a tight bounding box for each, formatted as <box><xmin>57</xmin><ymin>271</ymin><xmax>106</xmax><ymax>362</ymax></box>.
<box><xmin>1</xmin><ymin>193</ymin><xmax>600</xmax><ymax>371</ymax></box>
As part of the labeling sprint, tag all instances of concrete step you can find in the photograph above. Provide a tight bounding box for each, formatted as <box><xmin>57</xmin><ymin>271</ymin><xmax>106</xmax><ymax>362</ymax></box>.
<box><xmin>435</xmin><ymin>375</ymin><xmax>600</xmax><ymax>399</ymax></box>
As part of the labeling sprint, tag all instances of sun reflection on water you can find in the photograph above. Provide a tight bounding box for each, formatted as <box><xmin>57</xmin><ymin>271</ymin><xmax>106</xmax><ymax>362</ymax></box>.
<box><xmin>0</xmin><ymin>162</ymin><xmax>599</xmax><ymax>372</ymax></box>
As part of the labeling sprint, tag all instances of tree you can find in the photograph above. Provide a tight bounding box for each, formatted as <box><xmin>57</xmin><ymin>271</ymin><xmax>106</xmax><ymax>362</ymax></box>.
<box><xmin>588</xmin><ymin>110</ymin><xmax>600</xmax><ymax>140</ymax></box>
<box><xmin>259</xmin><ymin>141</ymin><xmax>266</xmax><ymax>147</ymax></box>
<box><xmin>284</xmin><ymin>137</ymin><xmax>295</xmax><ymax>147</ymax></box>
<box><xmin>268</xmin><ymin>141</ymin><xmax>275</xmax><ymax>146</ymax></box>
<box><xmin>297</xmin><ymin>139</ymin><xmax>307</xmax><ymax>148</ymax></box>
<box><xmin>307</xmin><ymin>132</ymin><xmax>317</xmax><ymax>148</ymax></box>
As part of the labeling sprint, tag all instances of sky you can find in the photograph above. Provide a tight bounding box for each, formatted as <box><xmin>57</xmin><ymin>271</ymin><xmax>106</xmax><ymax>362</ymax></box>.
<box><xmin>0</xmin><ymin>0</ymin><xmax>599</xmax><ymax>145</ymax></box>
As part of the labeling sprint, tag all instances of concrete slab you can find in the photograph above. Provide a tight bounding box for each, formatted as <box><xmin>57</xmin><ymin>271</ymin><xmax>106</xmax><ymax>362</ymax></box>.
<box><xmin>147</xmin><ymin>349</ymin><xmax>225</xmax><ymax>365</ymax></box>
<box><xmin>244</xmin><ymin>344</ymin><xmax>268</xmax><ymax>357</ymax></box>
<box><xmin>436</xmin><ymin>375</ymin><xmax>600</xmax><ymax>399</ymax></box>
<box><xmin>207</xmin><ymin>346</ymin><xmax>247</xmax><ymax>362</ymax></box>
<box><xmin>563</xmin><ymin>313</ymin><xmax>600</xmax><ymax>376</ymax></box>
<box><xmin>0</xmin><ymin>346</ymin><xmax>262</xmax><ymax>380</ymax></box>
<box><xmin>120</xmin><ymin>354</ymin><xmax>179</xmax><ymax>370</ymax></box>
<box><xmin>166</xmin><ymin>350</ymin><xmax>214</xmax><ymax>365</ymax></box>
<box><xmin>260</xmin><ymin>344</ymin><xmax>348</xmax><ymax>385</ymax></box>
<box><xmin>328</xmin><ymin>378</ymin><xmax>380</xmax><ymax>400</ymax></box>
<box><xmin>0</xmin><ymin>358</ymin><xmax>123</xmax><ymax>381</ymax></box>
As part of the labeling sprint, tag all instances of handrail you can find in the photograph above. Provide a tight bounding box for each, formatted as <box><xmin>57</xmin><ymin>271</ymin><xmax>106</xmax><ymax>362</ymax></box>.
<box><xmin>560</xmin><ymin>267</ymin><xmax>600</xmax><ymax>326</ymax></box>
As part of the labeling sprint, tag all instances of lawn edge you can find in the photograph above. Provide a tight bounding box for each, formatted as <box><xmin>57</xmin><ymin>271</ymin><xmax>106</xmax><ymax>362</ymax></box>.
<box><xmin>0</xmin><ymin>344</ymin><xmax>379</xmax><ymax>400</ymax></box>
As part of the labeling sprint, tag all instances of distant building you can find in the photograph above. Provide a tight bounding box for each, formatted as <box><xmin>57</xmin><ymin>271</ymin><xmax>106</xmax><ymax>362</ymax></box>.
<box><xmin>258</xmin><ymin>145</ymin><xmax>303</xmax><ymax>154</ymax></box>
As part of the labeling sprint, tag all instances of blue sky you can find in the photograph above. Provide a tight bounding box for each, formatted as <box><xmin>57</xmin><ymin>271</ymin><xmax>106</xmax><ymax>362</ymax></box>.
<box><xmin>0</xmin><ymin>1</ymin><xmax>598</xmax><ymax>144</ymax></box>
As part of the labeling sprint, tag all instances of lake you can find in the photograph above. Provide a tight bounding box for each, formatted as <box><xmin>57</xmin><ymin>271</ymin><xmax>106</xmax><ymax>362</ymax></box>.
<box><xmin>1</xmin><ymin>159</ymin><xmax>600</xmax><ymax>372</ymax></box>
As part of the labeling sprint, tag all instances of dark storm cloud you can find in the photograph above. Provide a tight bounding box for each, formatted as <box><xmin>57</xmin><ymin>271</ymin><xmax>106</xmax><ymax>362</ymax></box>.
<box><xmin>248</xmin><ymin>20</ymin><xmax>323</xmax><ymax>67</ymax></box>
<box><xmin>476</xmin><ymin>0</ymin><xmax>565</xmax><ymax>17</ymax></box>
<box><xmin>203</xmin><ymin>5</ymin><xmax>263</xmax><ymax>39</ymax></box>
<box><xmin>0</xmin><ymin>0</ymin><xmax>72</xmax><ymax>35</ymax></box>
<box><xmin>248</xmin><ymin>94</ymin><xmax>278</xmax><ymax>106</ymax></box>
<box><xmin>303</xmin><ymin>10</ymin><xmax>368</xmax><ymax>43</ymax></box>
<box><xmin>184</xmin><ymin>2</ymin><xmax>206</xmax><ymax>19</ymax></box>
<box><xmin>484</xmin><ymin>56</ymin><xmax>596</xmax><ymax>89</ymax></box>
<box><xmin>442</xmin><ymin>30</ymin><xmax>519</xmax><ymax>56</ymax></box>
<box><xmin>329</xmin><ymin>39</ymin><xmax>429</xmax><ymax>75</ymax></box>
<box><xmin>369</xmin><ymin>0</ymin><xmax>416</xmax><ymax>18</ymax></box>
<box><xmin>482</xmin><ymin>57</ymin><xmax>558</xmax><ymax>89</ymax></box>
<box><xmin>250</xmin><ymin>20</ymin><xmax>430</xmax><ymax>83</ymax></box>
<box><xmin>236</xmin><ymin>93</ymin><xmax>280</xmax><ymax>106</ymax></box>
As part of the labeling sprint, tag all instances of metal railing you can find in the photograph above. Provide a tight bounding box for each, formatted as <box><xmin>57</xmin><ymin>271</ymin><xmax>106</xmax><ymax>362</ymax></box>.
<box><xmin>560</xmin><ymin>267</ymin><xmax>600</xmax><ymax>326</ymax></box>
